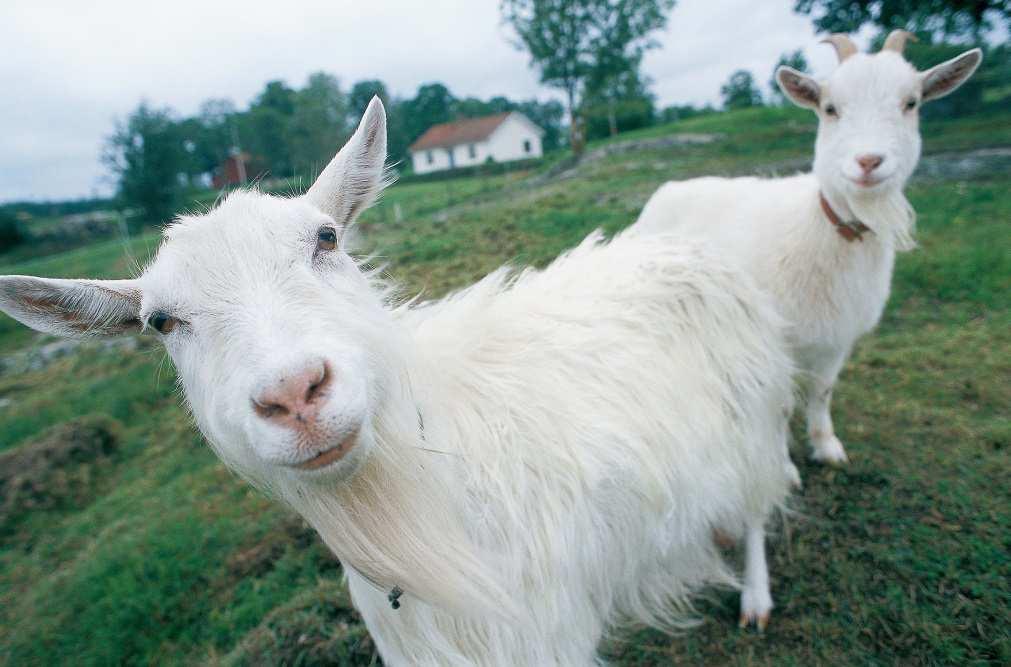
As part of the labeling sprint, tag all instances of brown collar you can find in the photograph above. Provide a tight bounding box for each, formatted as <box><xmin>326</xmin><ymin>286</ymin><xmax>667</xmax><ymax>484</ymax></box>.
<box><xmin>820</xmin><ymin>193</ymin><xmax>871</xmax><ymax>242</ymax></box>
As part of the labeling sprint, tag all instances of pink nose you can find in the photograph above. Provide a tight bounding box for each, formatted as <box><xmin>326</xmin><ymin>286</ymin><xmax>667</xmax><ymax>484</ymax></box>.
<box><xmin>252</xmin><ymin>361</ymin><xmax>332</xmax><ymax>429</ymax></box>
<box><xmin>856</xmin><ymin>154</ymin><xmax>884</xmax><ymax>174</ymax></box>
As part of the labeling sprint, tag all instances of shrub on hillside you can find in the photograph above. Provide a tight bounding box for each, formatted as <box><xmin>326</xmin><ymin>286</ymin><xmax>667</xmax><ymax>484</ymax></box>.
<box><xmin>0</xmin><ymin>416</ymin><xmax>122</xmax><ymax>533</ymax></box>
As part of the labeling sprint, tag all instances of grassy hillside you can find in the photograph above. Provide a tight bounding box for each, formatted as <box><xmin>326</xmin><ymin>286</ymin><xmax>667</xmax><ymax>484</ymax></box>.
<box><xmin>1</xmin><ymin>106</ymin><xmax>1008</xmax><ymax>665</ymax></box>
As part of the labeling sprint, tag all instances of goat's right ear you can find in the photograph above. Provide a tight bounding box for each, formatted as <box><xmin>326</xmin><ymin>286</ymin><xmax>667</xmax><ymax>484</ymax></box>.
<box><xmin>777</xmin><ymin>66</ymin><xmax>821</xmax><ymax>110</ymax></box>
<box><xmin>305</xmin><ymin>96</ymin><xmax>389</xmax><ymax>227</ymax></box>
<box><xmin>0</xmin><ymin>276</ymin><xmax>142</xmax><ymax>338</ymax></box>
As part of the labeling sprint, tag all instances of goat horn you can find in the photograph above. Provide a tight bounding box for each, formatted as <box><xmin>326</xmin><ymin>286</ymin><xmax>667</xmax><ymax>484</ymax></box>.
<box><xmin>820</xmin><ymin>34</ymin><xmax>858</xmax><ymax>62</ymax></box>
<box><xmin>882</xmin><ymin>29</ymin><xmax>917</xmax><ymax>54</ymax></box>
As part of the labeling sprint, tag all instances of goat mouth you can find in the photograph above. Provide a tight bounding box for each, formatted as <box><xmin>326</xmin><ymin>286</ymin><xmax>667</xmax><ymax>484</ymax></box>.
<box><xmin>292</xmin><ymin>430</ymin><xmax>359</xmax><ymax>471</ymax></box>
<box><xmin>849</xmin><ymin>175</ymin><xmax>888</xmax><ymax>188</ymax></box>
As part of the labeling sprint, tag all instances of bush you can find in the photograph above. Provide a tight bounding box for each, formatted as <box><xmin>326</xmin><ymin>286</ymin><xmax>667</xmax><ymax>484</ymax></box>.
<box><xmin>0</xmin><ymin>415</ymin><xmax>122</xmax><ymax>533</ymax></box>
<box><xmin>0</xmin><ymin>208</ymin><xmax>26</xmax><ymax>250</ymax></box>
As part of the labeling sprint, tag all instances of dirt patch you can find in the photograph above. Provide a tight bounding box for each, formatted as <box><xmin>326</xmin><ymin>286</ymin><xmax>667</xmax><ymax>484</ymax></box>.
<box><xmin>915</xmin><ymin>147</ymin><xmax>1011</xmax><ymax>181</ymax></box>
<box><xmin>0</xmin><ymin>416</ymin><xmax>122</xmax><ymax>532</ymax></box>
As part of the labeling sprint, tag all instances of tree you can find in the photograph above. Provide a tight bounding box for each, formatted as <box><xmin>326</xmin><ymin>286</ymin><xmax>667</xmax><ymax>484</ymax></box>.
<box><xmin>239</xmin><ymin>81</ymin><xmax>297</xmax><ymax>178</ymax></box>
<box><xmin>502</xmin><ymin>0</ymin><xmax>675</xmax><ymax>155</ymax></box>
<box><xmin>286</xmin><ymin>73</ymin><xmax>348</xmax><ymax>177</ymax></box>
<box><xmin>175</xmin><ymin>98</ymin><xmax>237</xmax><ymax>184</ymax></box>
<box><xmin>793</xmin><ymin>0</ymin><xmax>1009</xmax><ymax>40</ymax></box>
<box><xmin>256</xmin><ymin>80</ymin><xmax>297</xmax><ymax>115</ymax></box>
<box><xmin>515</xmin><ymin>99</ymin><xmax>566</xmax><ymax>151</ymax></box>
<box><xmin>582</xmin><ymin>67</ymin><xmax>655</xmax><ymax>139</ymax></box>
<box><xmin>102</xmin><ymin>102</ymin><xmax>186</xmax><ymax>222</ymax></box>
<box><xmin>769</xmin><ymin>50</ymin><xmax>809</xmax><ymax>105</ymax></box>
<box><xmin>401</xmin><ymin>83</ymin><xmax>457</xmax><ymax>145</ymax></box>
<box><xmin>0</xmin><ymin>208</ymin><xmax>25</xmax><ymax>250</ymax></box>
<box><xmin>721</xmin><ymin>70</ymin><xmax>764</xmax><ymax>110</ymax></box>
<box><xmin>348</xmin><ymin>80</ymin><xmax>390</xmax><ymax>119</ymax></box>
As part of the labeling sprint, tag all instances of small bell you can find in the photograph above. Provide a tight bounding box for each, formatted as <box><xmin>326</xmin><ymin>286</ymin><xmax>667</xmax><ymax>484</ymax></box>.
<box><xmin>388</xmin><ymin>586</ymin><xmax>403</xmax><ymax>610</ymax></box>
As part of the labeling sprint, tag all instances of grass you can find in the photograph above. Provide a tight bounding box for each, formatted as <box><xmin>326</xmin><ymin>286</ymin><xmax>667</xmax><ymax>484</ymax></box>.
<box><xmin>0</xmin><ymin>106</ymin><xmax>1009</xmax><ymax>665</ymax></box>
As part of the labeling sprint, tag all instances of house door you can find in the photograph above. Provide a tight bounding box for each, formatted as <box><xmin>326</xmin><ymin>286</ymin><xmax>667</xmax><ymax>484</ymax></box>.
<box><xmin>447</xmin><ymin>148</ymin><xmax>455</xmax><ymax>169</ymax></box>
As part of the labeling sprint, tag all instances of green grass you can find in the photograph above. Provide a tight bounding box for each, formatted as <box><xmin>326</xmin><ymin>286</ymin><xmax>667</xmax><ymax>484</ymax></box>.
<box><xmin>0</xmin><ymin>106</ymin><xmax>1008</xmax><ymax>666</ymax></box>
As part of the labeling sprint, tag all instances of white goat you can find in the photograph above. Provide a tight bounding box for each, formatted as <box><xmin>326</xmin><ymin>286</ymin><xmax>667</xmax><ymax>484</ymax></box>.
<box><xmin>635</xmin><ymin>31</ymin><xmax>981</xmax><ymax>465</ymax></box>
<box><xmin>0</xmin><ymin>99</ymin><xmax>796</xmax><ymax>664</ymax></box>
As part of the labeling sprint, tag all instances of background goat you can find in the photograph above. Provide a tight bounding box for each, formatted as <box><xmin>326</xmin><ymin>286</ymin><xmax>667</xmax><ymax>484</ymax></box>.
<box><xmin>634</xmin><ymin>30</ymin><xmax>981</xmax><ymax>465</ymax></box>
<box><xmin>0</xmin><ymin>99</ymin><xmax>796</xmax><ymax>664</ymax></box>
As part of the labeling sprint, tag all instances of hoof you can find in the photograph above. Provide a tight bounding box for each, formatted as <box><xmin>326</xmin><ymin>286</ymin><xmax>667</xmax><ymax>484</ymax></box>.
<box><xmin>739</xmin><ymin>611</ymin><xmax>770</xmax><ymax>631</ymax></box>
<box><xmin>811</xmin><ymin>435</ymin><xmax>848</xmax><ymax>465</ymax></box>
<box><xmin>739</xmin><ymin>587</ymin><xmax>773</xmax><ymax>631</ymax></box>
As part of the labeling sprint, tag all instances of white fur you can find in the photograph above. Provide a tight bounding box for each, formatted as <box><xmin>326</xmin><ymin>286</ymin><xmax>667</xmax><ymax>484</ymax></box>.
<box><xmin>0</xmin><ymin>98</ymin><xmax>796</xmax><ymax>664</ymax></box>
<box><xmin>634</xmin><ymin>40</ymin><xmax>981</xmax><ymax>465</ymax></box>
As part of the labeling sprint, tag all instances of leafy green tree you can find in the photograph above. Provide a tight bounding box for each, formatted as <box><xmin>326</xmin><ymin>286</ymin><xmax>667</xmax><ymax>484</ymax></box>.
<box><xmin>286</xmin><ymin>73</ymin><xmax>348</xmax><ymax>177</ymax></box>
<box><xmin>794</xmin><ymin>0</ymin><xmax>1009</xmax><ymax>39</ymax></box>
<box><xmin>769</xmin><ymin>50</ymin><xmax>809</xmax><ymax>105</ymax></box>
<box><xmin>583</xmin><ymin>64</ymin><xmax>655</xmax><ymax>138</ymax></box>
<box><xmin>721</xmin><ymin>70</ymin><xmax>764</xmax><ymax>110</ymax></box>
<box><xmin>0</xmin><ymin>208</ymin><xmax>26</xmax><ymax>251</ymax></box>
<box><xmin>238</xmin><ymin>81</ymin><xmax>297</xmax><ymax>178</ymax></box>
<box><xmin>452</xmin><ymin>95</ymin><xmax>515</xmax><ymax>118</ymax></box>
<box><xmin>256</xmin><ymin>80</ymin><xmax>297</xmax><ymax>115</ymax></box>
<box><xmin>502</xmin><ymin>0</ymin><xmax>675</xmax><ymax>155</ymax></box>
<box><xmin>515</xmin><ymin>99</ymin><xmax>565</xmax><ymax>151</ymax></box>
<box><xmin>102</xmin><ymin>102</ymin><xmax>186</xmax><ymax>222</ymax></box>
<box><xmin>348</xmin><ymin>80</ymin><xmax>390</xmax><ymax>118</ymax></box>
<box><xmin>175</xmin><ymin>99</ymin><xmax>237</xmax><ymax>184</ymax></box>
<box><xmin>401</xmin><ymin>83</ymin><xmax>457</xmax><ymax>145</ymax></box>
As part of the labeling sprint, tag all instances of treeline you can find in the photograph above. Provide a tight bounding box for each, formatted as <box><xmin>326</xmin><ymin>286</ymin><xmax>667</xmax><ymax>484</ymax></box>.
<box><xmin>102</xmin><ymin>76</ymin><xmax>567</xmax><ymax>221</ymax></box>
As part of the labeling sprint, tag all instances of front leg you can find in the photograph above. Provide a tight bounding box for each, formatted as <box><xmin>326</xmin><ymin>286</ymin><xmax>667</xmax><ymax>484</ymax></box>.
<box><xmin>739</xmin><ymin>518</ymin><xmax>772</xmax><ymax>630</ymax></box>
<box><xmin>805</xmin><ymin>348</ymin><xmax>849</xmax><ymax>464</ymax></box>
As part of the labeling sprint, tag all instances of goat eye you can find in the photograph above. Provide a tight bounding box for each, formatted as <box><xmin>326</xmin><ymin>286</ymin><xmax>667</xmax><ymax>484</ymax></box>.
<box><xmin>904</xmin><ymin>98</ymin><xmax>917</xmax><ymax>111</ymax></box>
<box><xmin>147</xmin><ymin>312</ymin><xmax>178</xmax><ymax>334</ymax></box>
<box><xmin>824</xmin><ymin>104</ymin><xmax>838</xmax><ymax>117</ymax></box>
<box><xmin>316</xmin><ymin>226</ymin><xmax>338</xmax><ymax>252</ymax></box>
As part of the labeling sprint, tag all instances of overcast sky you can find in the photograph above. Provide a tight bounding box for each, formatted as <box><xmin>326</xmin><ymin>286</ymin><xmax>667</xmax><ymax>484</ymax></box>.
<box><xmin>1</xmin><ymin>0</ymin><xmax>863</xmax><ymax>203</ymax></box>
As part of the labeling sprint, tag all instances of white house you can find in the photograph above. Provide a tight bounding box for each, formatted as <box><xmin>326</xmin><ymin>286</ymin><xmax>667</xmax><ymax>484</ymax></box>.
<box><xmin>409</xmin><ymin>112</ymin><xmax>544</xmax><ymax>175</ymax></box>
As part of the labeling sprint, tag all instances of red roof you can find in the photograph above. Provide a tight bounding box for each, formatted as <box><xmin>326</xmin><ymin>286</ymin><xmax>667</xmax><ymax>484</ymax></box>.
<box><xmin>409</xmin><ymin>113</ymin><xmax>512</xmax><ymax>152</ymax></box>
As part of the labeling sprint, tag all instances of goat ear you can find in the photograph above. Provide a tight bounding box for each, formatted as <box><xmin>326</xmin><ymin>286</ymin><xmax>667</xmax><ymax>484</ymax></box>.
<box><xmin>305</xmin><ymin>96</ymin><xmax>389</xmax><ymax>226</ymax></box>
<box><xmin>0</xmin><ymin>276</ymin><xmax>142</xmax><ymax>338</ymax></box>
<box><xmin>776</xmin><ymin>66</ymin><xmax>821</xmax><ymax>110</ymax></box>
<box><xmin>920</xmin><ymin>48</ymin><xmax>982</xmax><ymax>102</ymax></box>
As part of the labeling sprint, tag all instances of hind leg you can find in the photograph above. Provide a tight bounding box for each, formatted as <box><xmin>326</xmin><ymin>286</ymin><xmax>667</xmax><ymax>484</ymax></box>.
<box><xmin>739</xmin><ymin>517</ymin><xmax>773</xmax><ymax>630</ymax></box>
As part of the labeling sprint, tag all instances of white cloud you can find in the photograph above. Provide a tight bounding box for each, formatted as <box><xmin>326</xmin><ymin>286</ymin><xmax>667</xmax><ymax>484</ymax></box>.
<box><xmin>0</xmin><ymin>0</ymin><xmax>843</xmax><ymax>202</ymax></box>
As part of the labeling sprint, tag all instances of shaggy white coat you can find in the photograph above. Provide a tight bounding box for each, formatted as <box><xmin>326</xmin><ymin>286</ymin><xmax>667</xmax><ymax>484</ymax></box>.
<box><xmin>634</xmin><ymin>37</ymin><xmax>982</xmax><ymax>464</ymax></box>
<box><xmin>0</xmin><ymin>98</ymin><xmax>796</xmax><ymax>665</ymax></box>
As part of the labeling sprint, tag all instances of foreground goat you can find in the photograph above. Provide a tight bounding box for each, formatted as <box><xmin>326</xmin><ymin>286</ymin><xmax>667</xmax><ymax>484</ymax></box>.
<box><xmin>0</xmin><ymin>99</ymin><xmax>796</xmax><ymax>664</ymax></box>
<box><xmin>635</xmin><ymin>31</ymin><xmax>981</xmax><ymax>465</ymax></box>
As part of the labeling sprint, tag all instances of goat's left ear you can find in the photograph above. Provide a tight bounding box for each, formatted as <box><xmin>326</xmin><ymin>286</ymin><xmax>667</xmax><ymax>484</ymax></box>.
<box><xmin>305</xmin><ymin>96</ymin><xmax>389</xmax><ymax>226</ymax></box>
<box><xmin>0</xmin><ymin>276</ymin><xmax>142</xmax><ymax>338</ymax></box>
<box><xmin>921</xmin><ymin>48</ymin><xmax>983</xmax><ymax>102</ymax></box>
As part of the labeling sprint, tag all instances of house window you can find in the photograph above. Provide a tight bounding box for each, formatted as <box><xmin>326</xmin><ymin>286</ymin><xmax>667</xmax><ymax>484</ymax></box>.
<box><xmin>523</xmin><ymin>139</ymin><xmax>532</xmax><ymax>154</ymax></box>
<box><xmin>468</xmin><ymin>144</ymin><xmax>476</xmax><ymax>159</ymax></box>
<box><xmin>426</xmin><ymin>151</ymin><xmax>434</xmax><ymax>164</ymax></box>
